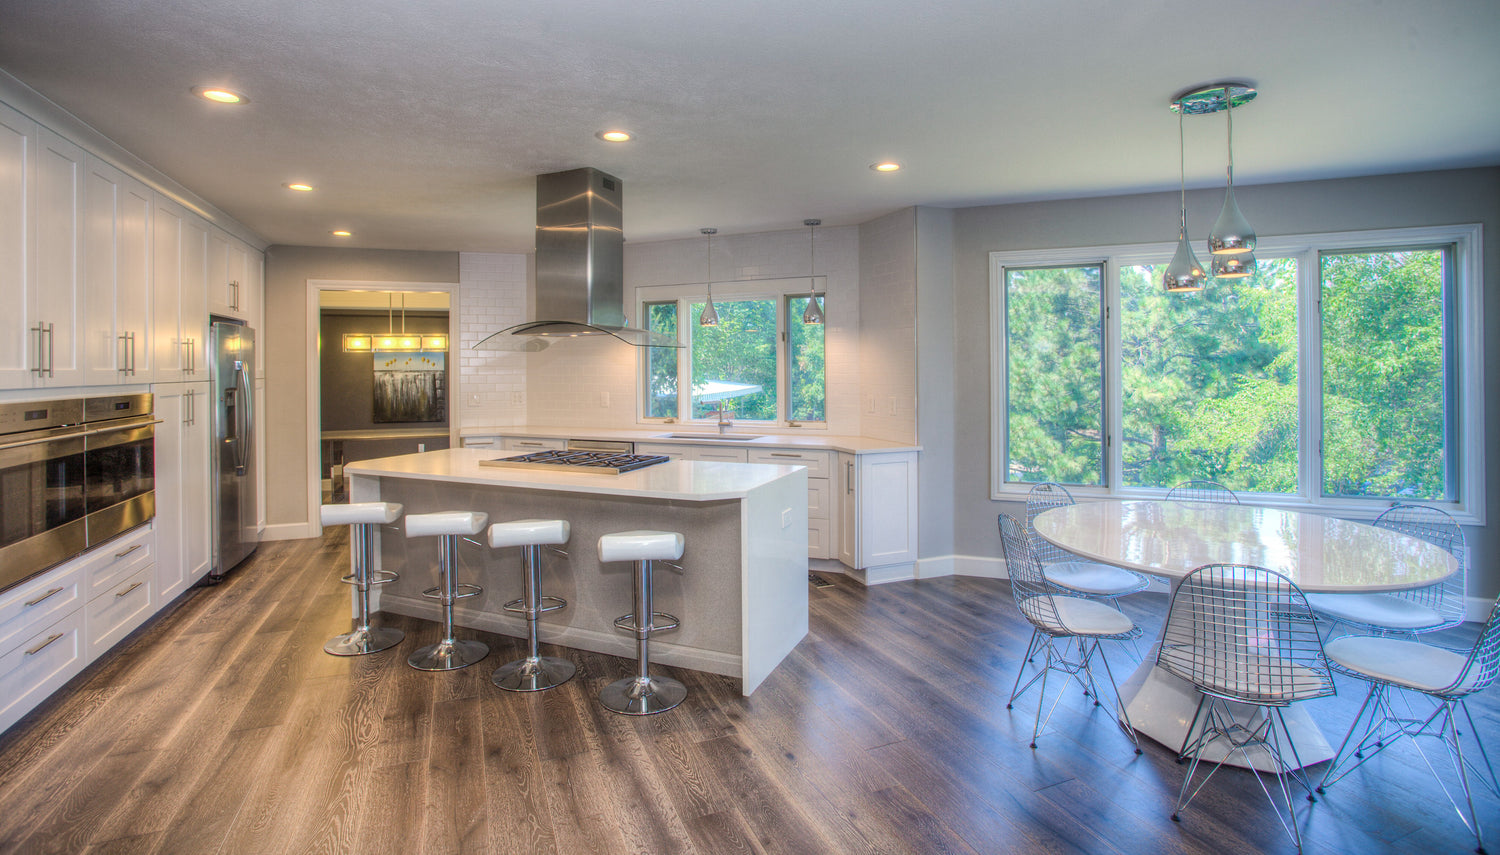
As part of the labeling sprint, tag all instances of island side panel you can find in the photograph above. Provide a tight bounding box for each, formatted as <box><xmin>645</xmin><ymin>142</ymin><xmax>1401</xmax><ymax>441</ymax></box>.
<box><xmin>740</xmin><ymin>468</ymin><xmax>809</xmax><ymax>694</ymax></box>
<box><xmin>370</xmin><ymin>477</ymin><xmax>746</xmax><ymax>680</ymax></box>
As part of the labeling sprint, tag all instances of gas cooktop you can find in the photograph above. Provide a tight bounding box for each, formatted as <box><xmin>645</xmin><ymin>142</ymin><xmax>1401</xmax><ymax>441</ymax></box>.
<box><xmin>479</xmin><ymin>449</ymin><xmax>671</xmax><ymax>475</ymax></box>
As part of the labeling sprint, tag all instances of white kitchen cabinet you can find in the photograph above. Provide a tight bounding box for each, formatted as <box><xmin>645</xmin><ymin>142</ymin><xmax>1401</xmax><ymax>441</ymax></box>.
<box><xmin>208</xmin><ymin>234</ymin><xmax>260</xmax><ymax>324</ymax></box>
<box><xmin>836</xmin><ymin>450</ymin><xmax>919</xmax><ymax>574</ymax></box>
<box><xmin>750</xmin><ymin>448</ymin><xmax>832</xmax><ymax>559</ymax></box>
<box><xmin>0</xmin><ymin>563</ymin><xmax>83</xmax><ymax>661</ymax></box>
<box><xmin>83</xmin><ymin>156</ymin><xmax>153</xmax><ymax>384</ymax></box>
<box><xmin>152</xmin><ymin>382</ymin><xmax>213</xmax><ymax>601</ymax></box>
<box><xmin>255</xmin><ymin>376</ymin><xmax>266</xmax><ymax>534</ymax></box>
<box><xmin>633</xmin><ymin>442</ymin><xmax>689</xmax><ymax>461</ymax></box>
<box><xmin>151</xmin><ymin>197</ymin><xmax>209</xmax><ymax>381</ymax></box>
<box><xmin>81</xmin><ymin>525</ymin><xmax>153</xmax><ymax>601</ymax></box>
<box><xmin>0</xmin><ymin>608</ymin><xmax>85</xmax><ymax>735</ymax></box>
<box><xmin>0</xmin><ymin>116</ymin><xmax>86</xmax><ymax>388</ymax></box>
<box><xmin>79</xmin><ymin>525</ymin><xmax>156</xmax><ymax>658</ymax></box>
<box><xmin>683</xmin><ymin>446</ymin><xmax>748</xmax><ymax>463</ymax></box>
<box><xmin>0</xmin><ymin>103</ymin><xmax>35</xmax><ymax>386</ymax></box>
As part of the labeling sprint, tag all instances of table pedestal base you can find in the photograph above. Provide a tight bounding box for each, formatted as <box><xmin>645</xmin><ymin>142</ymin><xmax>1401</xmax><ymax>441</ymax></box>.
<box><xmin>1119</xmin><ymin>652</ymin><xmax>1332</xmax><ymax>773</ymax></box>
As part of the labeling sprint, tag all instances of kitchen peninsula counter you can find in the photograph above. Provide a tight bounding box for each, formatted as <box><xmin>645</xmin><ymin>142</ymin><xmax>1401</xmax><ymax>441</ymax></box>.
<box><xmin>344</xmin><ymin>448</ymin><xmax>809</xmax><ymax>694</ymax></box>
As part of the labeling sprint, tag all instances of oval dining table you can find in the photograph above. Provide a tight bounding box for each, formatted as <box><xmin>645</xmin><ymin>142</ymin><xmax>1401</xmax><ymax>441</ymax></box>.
<box><xmin>1031</xmin><ymin>499</ymin><xmax>1458</xmax><ymax>771</ymax></box>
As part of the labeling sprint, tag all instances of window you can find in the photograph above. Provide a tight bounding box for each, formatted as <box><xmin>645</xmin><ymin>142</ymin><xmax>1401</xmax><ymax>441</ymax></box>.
<box><xmin>990</xmin><ymin>224</ymin><xmax>1483</xmax><ymax>522</ymax></box>
<box><xmin>641</xmin><ymin>284</ymin><xmax>825</xmax><ymax>425</ymax></box>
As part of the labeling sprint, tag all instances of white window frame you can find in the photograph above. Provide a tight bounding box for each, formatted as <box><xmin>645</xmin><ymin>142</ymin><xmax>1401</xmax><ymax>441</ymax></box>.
<box><xmin>636</xmin><ymin>276</ymin><xmax>828</xmax><ymax>428</ymax></box>
<box><xmin>989</xmin><ymin>223</ymin><xmax>1484</xmax><ymax>525</ymax></box>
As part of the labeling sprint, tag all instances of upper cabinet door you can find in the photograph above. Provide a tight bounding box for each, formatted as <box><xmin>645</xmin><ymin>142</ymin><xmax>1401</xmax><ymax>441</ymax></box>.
<box><xmin>0</xmin><ymin>104</ymin><xmax>34</xmax><ymax>386</ymax></box>
<box><xmin>83</xmin><ymin>156</ymin><xmax>153</xmax><ymax>384</ymax></box>
<box><xmin>206</xmin><ymin>229</ymin><xmax>236</xmax><ymax>318</ymax></box>
<box><xmin>32</xmin><ymin>128</ymin><xmax>85</xmax><ymax>386</ymax></box>
<box><xmin>151</xmin><ymin>196</ymin><xmax>184</xmax><ymax>377</ymax></box>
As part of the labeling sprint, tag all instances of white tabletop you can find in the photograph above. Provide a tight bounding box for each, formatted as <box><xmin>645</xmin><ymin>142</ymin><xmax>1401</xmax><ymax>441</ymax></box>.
<box><xmin>1032</xmin><ymin>500</ymin><xmax>1456</xmax><ymax>594</ymax></box>
<box><xmin>343</xmin><ymin>447</ymin><xmax>803</xmax><ymax>502</ymax></box>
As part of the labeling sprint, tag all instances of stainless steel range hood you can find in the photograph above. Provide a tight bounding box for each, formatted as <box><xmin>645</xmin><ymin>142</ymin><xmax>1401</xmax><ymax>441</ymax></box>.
<box><xmin>475</xmin><ymin>167</ymin><xmax>680</xmax><ymax>350</ymax></box>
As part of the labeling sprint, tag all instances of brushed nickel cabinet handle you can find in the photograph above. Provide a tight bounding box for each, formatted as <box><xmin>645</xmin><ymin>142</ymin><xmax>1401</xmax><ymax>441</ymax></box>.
<box><xmin>770</xmin><ymin>452</ymin><xmax>803</xmax><ymax>458</ymax></box>
<box><xmin>115</xmin><ymin>544</ymin><xmax>143</xmax><ymax>559</ymax></box>
<box><xmin>25</xmin><ymin>633</ymin><xmax>64</xmax><ymax>656</ymax></box>
<box><xmin>115</xmin><ymin>581</ymin><xmax>143</xmax><ymax>598</ymax></box>
<box><xmin>24</xmin><ymin>587</ymin><xmax>63</xmax><ymax>607</ymax></box>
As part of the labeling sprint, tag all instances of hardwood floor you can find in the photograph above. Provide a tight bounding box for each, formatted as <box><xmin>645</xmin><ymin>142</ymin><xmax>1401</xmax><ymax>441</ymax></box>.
<box><xmin>0</xmin><ymin>531</ymin><xmax>1494</xmax><ymax>854</ymax></box>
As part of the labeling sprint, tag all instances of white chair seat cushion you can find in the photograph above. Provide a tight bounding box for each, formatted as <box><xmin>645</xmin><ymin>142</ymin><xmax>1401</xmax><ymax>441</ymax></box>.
<box><xmin>321</xmin><ymin>502</ymin><xmax>402</xmax><ymax>526</ymax></box>
<box><xmin>1186</xmin><ymin>659</ymin><xmax>1330</xmax><ymax>704</ymax></box>
<box><xmin>1043</xmin><ymin>561</ymin><xmax>1145</xmax><ymax>596</ymax></box>
<box><xmin>489</xmin><ymin>518</ymin><xmax>570</xmax><ymax>548</ymax></box>
<box><xmin>1024</xmin><ymin>595</ymin><xmax>1135</xmax><ymax>637</ymax></box>
<box><xmin>405</xmin><ymin>510</ymin><xmax>488</xmax><ymax>538</ymax></box>
<box><xmin>1325</xmin><ymin>635</ymin><xmax>1468</xmax><ymax>693</ymax></box>
<box><xmin>599</xmin><ymin>530</ymin><xmax>684</xmax><ymax>563</ymax></box>
<box><xmin>1306</xmin><ymin>592</ymin><xmax>1441</xmax><ymax>631</ymax></box>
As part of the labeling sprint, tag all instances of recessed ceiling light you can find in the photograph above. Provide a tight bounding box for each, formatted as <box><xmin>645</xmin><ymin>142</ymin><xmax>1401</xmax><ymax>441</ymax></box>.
<box><xmin>596</xmin><ymin>130</ymin><xmax>632</xmax><ymax>143</ymax></box>
<box><xmin>331</xmin><ymin>230</ymin><xmax>352</xmax><ymax>237</ymax></box>
<box><xmin>285</xmin><ymin>182</ymin><xmax>314</xmax><ymax>192</ymax></box>
<box><xmin>871</xmin><ymin>161</ymin><xmax>902</xmax><ymax>173</ymax></box>
<box><xmin>193</xmin><ymin>86</ymin><xmax>247</xmax><ymax>105</ymax></box>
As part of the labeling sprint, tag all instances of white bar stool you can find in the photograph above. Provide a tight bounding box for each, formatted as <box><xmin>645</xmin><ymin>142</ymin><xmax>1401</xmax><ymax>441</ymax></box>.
<box><xmin>320</xmin><ymin>502</ymin><xmax>405</xmax><ymax>656</ymax></box>
<box><xmin>598</xmin><ymin>530</ymin><xmax>686</xmax><ymax>715</ymax></box>
<box><xmin>405</xmin><ymin>510</ymin><xmax>490</xmax><ymax>671</ymax></box>
<box><xmin>488</xmin><ymin>519</ymin><xmax>576</xmax><ymax>692</ymax></box>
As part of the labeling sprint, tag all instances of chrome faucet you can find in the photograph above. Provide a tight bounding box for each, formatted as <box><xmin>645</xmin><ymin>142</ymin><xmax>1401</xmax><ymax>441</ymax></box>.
<box><xmin>710</xmin><ymin>402</ymin><xmax>734</xmax><ymax>433</ymax></box>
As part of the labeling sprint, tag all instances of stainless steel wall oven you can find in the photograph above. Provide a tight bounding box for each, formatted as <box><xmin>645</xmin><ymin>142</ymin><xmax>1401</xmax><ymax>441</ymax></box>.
<box><xmin>0</xmin><ymin>394</ymin><xmax>156</xmax><ymax>593</ymax></box>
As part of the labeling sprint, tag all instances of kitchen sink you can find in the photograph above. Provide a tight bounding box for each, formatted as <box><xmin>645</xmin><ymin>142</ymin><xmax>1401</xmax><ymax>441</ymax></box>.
<box><xmin>658</xmin><ymin>433</ymin><xmax>765</xmax><ymax>441</ymax></box>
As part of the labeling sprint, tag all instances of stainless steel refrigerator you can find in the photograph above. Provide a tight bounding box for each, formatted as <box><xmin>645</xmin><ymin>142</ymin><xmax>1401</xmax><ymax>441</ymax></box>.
<box><xmin>210</xmin><ymin>319</ymin><xmax>259</xmax><ymax>579</ymax></box>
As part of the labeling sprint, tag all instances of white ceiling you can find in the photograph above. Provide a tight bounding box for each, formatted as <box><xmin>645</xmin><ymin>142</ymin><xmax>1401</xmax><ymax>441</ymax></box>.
<box><xmin>2</xmin><ymin>0</ymin><xmax>1497</xmax><ymax>253</ymax></box>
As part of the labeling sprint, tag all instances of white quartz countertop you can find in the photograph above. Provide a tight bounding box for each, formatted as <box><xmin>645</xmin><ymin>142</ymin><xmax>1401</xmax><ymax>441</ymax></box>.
<box><xmin>457</xmin><ymin>425</ymin><xmax>919</xmax><ymax>454</ymax></box>
<box><xmin>344</xmin><ymin>448</ymin><xmax>806</xmax><ymax>501</ymax></box>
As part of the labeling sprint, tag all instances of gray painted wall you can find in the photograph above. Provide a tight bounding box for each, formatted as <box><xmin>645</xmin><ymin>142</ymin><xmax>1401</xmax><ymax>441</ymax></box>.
<box><xmin>940</xmin><ymin>167</ymin><xmax>1500</xmax><ymax>599</ymax></box>
<box><xmin>915</xmin><ymin>207</ymin><xmax>956</xmax><ymax>561</ymax></box>
<box><xmin>263</xmin><ymin>246</ymin><xmax>458</xmax><ymax>530</ymax></box>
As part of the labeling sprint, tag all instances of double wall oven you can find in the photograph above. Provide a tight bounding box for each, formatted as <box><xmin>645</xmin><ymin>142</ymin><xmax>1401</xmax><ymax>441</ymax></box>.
<box><xmin>0</xmin><ymin>394</ymin><xmax>156</xmax><ymax>593</ymax></box>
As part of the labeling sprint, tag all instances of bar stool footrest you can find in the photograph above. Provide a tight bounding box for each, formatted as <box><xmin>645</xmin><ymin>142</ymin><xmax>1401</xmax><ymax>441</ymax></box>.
<box><xmin>613</xmin><ymin>612</ymin><xmax>680</xmax><ymax>634</ymax></box>
<box><xmin>504</xmin><ymin>596</ymin><xmax>568</xmax><ymax>616</ymax></box>
<box><xmin>341</xmin><ymin>570</ymin><xmax>398</xmax><ymax>586</ymax></box>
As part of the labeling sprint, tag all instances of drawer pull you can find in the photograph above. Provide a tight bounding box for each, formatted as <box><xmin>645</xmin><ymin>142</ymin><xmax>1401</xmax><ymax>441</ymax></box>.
<box><xmin>769</xmin><ymin>453</ymin><xmax>803</xmax><ymax>458</ymax></box>
<box><xmin>516</xmin><ymin>441</ymin><xmax>545</xmax><ymax>447</ymax></box>
<box><xmin>25</xmin><ymin>633</ymin><xmax>64</xmax><ymax>656</ymax></box>
<box><xmin>24</xmin><ymin>587</ymin><xmax>64</xmax><ymax>607</ymax></box>
<box><xmin>465</xmin><ymin>439</ymin><xmax>494</xmax><ymax>446</ymax></box>
<box><xmin>115</xmin><ymin>544</ymin><xmax>143</xmax><ymax>559</ymax></box>
<box><xmin>115</xmin><ymin>581</ymin><xmax>143</xmax><ymax>598</ymax></box>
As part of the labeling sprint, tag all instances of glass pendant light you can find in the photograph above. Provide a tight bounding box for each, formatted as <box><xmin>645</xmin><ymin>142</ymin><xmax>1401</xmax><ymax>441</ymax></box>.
<box><xmin>802</xmin><ymin>219</ymin><xmax>824</xmax><ymax>325</ymax></box>
<box><xmin>1208</xmin><ymin>84</ymin><xmax>1256</xmax><ymax>256</ymax></box>
<box><xmin>698</xmin><ymin>228</ymin><xmax>719</xmax><ymax>327</ymax></box>
<box><xmin>1162</xmin><ymin>106</ymin><xmax>1207</xmax><ymax>293</ymax></box>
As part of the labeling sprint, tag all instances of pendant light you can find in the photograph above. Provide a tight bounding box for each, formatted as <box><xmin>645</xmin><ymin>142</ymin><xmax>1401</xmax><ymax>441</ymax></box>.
<box><xmin>341</xmin><ymin>292</ymin><xmax>447</xmax><ymax>351</ymax></box>
<box><xmin>698</xmin><ymin>228</ymin><xmax>719</xmax><ymax>327</ymax></box>
<box><xmin>1162</xmin><ymin>105</ymin><xmax>1207</xmax><ymax>293</ymax></box>
<box><xmin>802</xmin><ymin>219</ymin><xmax>824</xmax><ymax>325</ymax></box>
<box><xmin>1212</xmin><ymin>252</ymin><xmax>1256</xmax><ymax>280</ymax></box>
<box><xmin>1208</xmin><ymin>84</ymin><xmax>1257</xmax><ymax>257</ymax></box>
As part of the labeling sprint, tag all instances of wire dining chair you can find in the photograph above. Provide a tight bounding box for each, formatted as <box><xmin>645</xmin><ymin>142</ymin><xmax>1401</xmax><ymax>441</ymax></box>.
<box><xmin>1026</xmin><ymin>482</ymin><xmax>1150</xmax><ymax>599</ymax></box>
<box><xmin>1306</xmin><ymin>504</ymin><xmax>1468</xmax><ymax>636</ymax></box>
<box><xmin>1316</xmin><ymin>595</ymin><xmax>1500</xmax><ymax>853</ymax></box>
<box><xmin>1165</xmin><ymin>479</ymin><xmax>1241</xmax><ymax>504</ymax></box>
<box><xmin>998</xmin><ymin>513</ymin><xmax>1141</xmax><ymax>754</ymax></box>
<box><xmin>1156</xmin><ymin>563</ymin><xmax>1335</xmax><ymax>851</ymax></box>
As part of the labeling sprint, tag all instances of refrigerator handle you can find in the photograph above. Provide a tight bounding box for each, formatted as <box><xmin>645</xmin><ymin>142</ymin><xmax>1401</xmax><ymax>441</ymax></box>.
<box><xmin>233</xmin><ymin>361</ymin><xmax>252</xmax><ymax>476</ymax></box>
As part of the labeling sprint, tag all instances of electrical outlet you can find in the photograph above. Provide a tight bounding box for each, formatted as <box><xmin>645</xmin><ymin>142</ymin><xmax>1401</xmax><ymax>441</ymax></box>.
<box><xmin>888</xmin><ymin>396</ymin><xmax>898</xmax><ymax>415</ymax></box>
<box><xmin>511</xmin><ymin>390</ymin><xmax>524</xmax><ymax>405</ymax></box>
<box><xmin>468</xmin><ymin>393</ymin><xmax>481</xmax><ymax>406</ymax></box>
<box><xmin>599</xmin><ymin>391</ymin><xmax>610</xmax><ymax>407</ymax></box>
<box><xmin>781</xmin><ymin>508</ymin><xmax>792</xmax><ymax>528</ymax></box>
<box><xmin>866</xmin><ymin>394</ymin><xmax>877</xmax><ymax>414</ymax></box>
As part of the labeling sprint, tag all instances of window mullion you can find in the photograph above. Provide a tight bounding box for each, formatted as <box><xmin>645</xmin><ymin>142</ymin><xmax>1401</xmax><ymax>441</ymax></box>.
<box><xmin>1104</xmin><ymin>259</ymin><xmax>1122</xmax><ymax>493</ymax></box>
<box><xmin>1299</xmin><ymin>249</ymin><xmax>1321</xmax><ymax>501</ymax></box>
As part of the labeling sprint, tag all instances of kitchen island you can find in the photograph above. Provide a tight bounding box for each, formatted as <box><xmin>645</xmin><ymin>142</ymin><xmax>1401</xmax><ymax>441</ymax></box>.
<box><xmin>343</xmin><ymin>448</ymin><xmax>809</xmax><ymax>694</ymax></box>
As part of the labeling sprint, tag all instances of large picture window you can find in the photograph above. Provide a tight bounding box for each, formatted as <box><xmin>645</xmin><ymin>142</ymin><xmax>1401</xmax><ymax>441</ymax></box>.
<box><xmin>641</xmin><ymin>284</ymin><xmax>825</xmax><ymax>425</ymax></box>
<box><xmin>990</xmin><ymin>224</ymin><xmax>1483</xmax><ymax>521</ymax></box>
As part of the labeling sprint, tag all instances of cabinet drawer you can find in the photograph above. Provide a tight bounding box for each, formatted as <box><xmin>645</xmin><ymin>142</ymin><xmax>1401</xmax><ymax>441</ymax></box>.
<box><xmin>634</xmin><ymin>443</ymin><xmax>688</xmax><ymax>460</ymax></box>
<box><xmin>81</xmin><ymin>526</ymin><xmax>154</xmax><ymax>600</ymax></box>
<box><xmin>807</xmin><ymin>519</ymin><xmax>831</xmax><ymax>559</ymax></box>
<box><xmin>0</xmin><ymin>564</ymin><xmax>84</xmax><ymax>658</ymax></box>
<box><xmin>689</xmin><ymin>447</ymin><xmax>749</xmax><ymax>463</ymax></box>
<box><xmin>86</xmin><ymin>566</ymin><xmax>154</xmax><ymax>657</ymax></box>
<box><xmin>748</xmin><ymin>449</ymin><xmax>830</xmax><ymax>477</ymax></box>
<box><xmin>807</xmin><ymin>477</ymin><xmax>830</xmax><ymax>520</ymax></box>
<box><xmin>0</xmin><ymin>609</ymin><xmax>86</xmax><ymax>734</ymax></box>
<box><xmin>461</xmin><ymin>436</ymin><xmax>500</xmax><ymax>448</ymax></box>
<box><xmin>501</xmin><ymin>437</ymin><xmax>566</xmax><ymax>451</ymax></box>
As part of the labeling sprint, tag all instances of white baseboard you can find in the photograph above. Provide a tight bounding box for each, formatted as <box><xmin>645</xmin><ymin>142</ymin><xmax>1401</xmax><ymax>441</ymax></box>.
<box><xmin>262</xmin><ymin>522</ymin><xmax>319</xmax><ymax>542</ymax></box>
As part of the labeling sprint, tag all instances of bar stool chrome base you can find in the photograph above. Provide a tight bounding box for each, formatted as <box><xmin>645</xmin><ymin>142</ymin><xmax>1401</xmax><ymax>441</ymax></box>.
<box><xmin>325</xmin><ymin>626</ymin><xmax>404</xmax><ymax>657</ymax></box>
<box><xmin>600</xmin><ymin>674</ymin><xmax>686</xmax><ymax>715</ymax></box>
<box><xmin>492</xmin><ymin>655</ymin><xmax>577</xmax><ymax>692</ymax></box>
<box><xmin>408</xmin><ymin>638</ymin><xmax>490</xmax><ymax>671</ymax></box>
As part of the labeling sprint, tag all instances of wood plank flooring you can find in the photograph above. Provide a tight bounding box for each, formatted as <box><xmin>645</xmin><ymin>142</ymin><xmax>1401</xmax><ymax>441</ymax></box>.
<box><xmin>0</xmin><ymin>530</ymin><xmax>1494</xmax><ymax>854</ymax></box>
